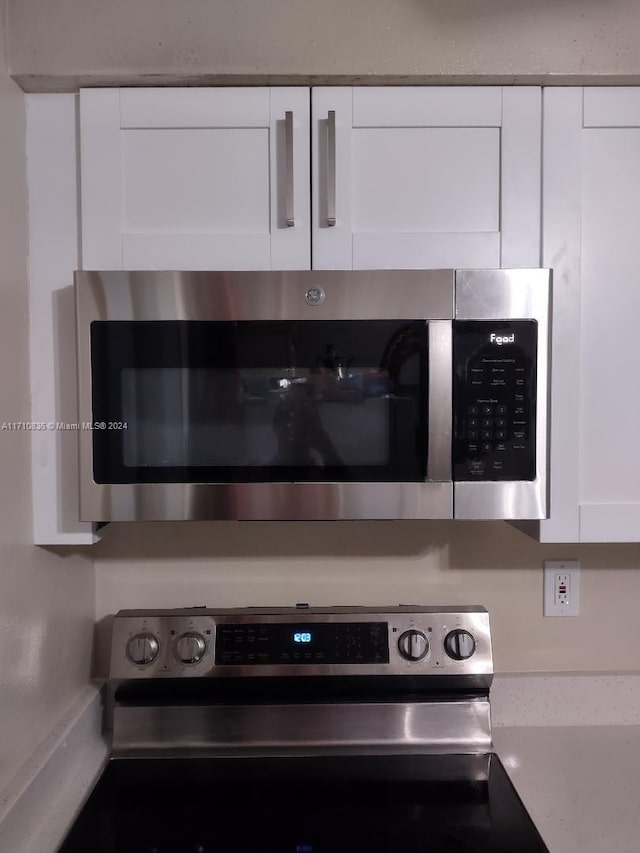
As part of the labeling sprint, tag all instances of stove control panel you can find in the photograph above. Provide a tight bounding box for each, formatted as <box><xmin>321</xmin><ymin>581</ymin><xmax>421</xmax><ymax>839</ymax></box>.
<box><xmin>109</xmin><ymin>607</ymin><xmax>492</xmax><ymax>680</ymax></box>
<box><xmin>216</xmin><ymin>621</ymin><xmax>389</xmax><ymax>666</ymax></box>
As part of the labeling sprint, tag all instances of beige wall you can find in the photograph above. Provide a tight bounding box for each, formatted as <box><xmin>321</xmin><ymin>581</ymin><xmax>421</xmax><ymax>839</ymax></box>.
<box><xmin>0</xmin><ymin>0</ymin><xmax>94</xmax><ymax>795</ymax></box>
<box><xmin>8</xmin><ymin>0</ymin><xmax>640</xmax><ymax>90</ymax></box>
<box><xmin>94</xmin><ymin>521</ymin><xmax>640</xmax><ymax>675</ymax></box>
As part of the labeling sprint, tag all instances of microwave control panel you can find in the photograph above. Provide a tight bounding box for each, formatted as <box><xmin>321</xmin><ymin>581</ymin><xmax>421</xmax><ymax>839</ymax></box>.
<box><xmin>452</xmin><ymin>320</ymin><xmax>537</xmax><ymax>482</ymax></box>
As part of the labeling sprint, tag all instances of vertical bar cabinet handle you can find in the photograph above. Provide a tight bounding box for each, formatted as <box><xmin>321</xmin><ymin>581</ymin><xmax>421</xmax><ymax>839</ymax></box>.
<box><xmin>327</xmin><ymin>110</ymin><xmax>337</xmax><ymax>227</ymax></box>
<box><xmin>285</xmin><ymin>110</ymin><xmax>295</xmax><ymax>227</ymax></box>
<box><xmin>427</xmin><ymin>320</ymin><xmax>453</xmax><ymax>483</ymax></box>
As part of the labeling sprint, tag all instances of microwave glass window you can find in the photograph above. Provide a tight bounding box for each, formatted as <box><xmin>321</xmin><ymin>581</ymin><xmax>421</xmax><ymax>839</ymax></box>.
<box><xmin>120</xmin><ymin>367</ymin><xmax>391</xmax><ymax>469</ymax></box>
<box><xmin>91</xmin><ymin>320</ymin><xmax>428</xmax><ymax>484</ymax></box>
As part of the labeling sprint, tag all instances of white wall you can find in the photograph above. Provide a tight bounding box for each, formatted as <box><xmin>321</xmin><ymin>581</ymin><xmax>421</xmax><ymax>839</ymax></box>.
<box><xmin>0</xmin><ymin>0</ymin><xmax>94</xmax><ymax>796</ymax></box>
<box><xmin>8</xmin><ymin>0</ymin><xmax>640</xmax><ymax>90</ymax></box>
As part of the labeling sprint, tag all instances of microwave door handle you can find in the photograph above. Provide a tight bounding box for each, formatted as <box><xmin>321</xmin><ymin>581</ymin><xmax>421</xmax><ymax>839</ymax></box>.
<box><xmin>427</xmin><ymin>320</ymin><xmax>452</xmax><ymax>482</ymax></box>
<box><xmin>285</xmin><ymin>110</ymin><xmax>295</xmax><ymax>227</ymax></box>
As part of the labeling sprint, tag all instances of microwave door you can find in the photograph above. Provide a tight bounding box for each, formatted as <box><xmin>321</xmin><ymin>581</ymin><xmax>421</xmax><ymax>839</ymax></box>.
<box><xmin>81</xmin><ymin>317</ymin><xmax>453</xmax><ymax>521</ymax></box>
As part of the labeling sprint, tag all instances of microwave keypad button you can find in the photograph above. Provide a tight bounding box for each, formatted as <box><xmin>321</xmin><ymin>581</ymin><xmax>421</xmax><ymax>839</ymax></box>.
<box><xmin>467</xmin><ymin>405</ymin><xmax>479</xmax><ymax>416</ymax></box>
<box><xmin>482</xmin><ymin>442</ymin><xmax>493</xmax><ymax>453</ymax></box>
<box><xmin>496</xmin><ymin>405</ymin><xmax>508</xmax><ymax>415</ymax></box>
<box><xmin>495</xmin><ymin>430</ymin><xmax>507</xmax><ymax>441</ymax></box>
<box><xmin>467</xmin><ymin>430</ymin><xmax>479</xmax><ymax>440</ymax></box>
<box><xmin>480</xmin><ymin>405</ymin><xmax>493</xmax><ymax>415</ymax></box>
<box><xmin>495</xmin><ymin>418</ymin><xmax>507</xmax><ymax>429</ymax></box>
<box><xmin>467</xmin><ymin>417</ymin><xmax>479</xmax><ymax>428</ymax></box>
<box><xmin>481</xmin><ymin>430</ymin><xmax>492</xmax><ymax>440</ymax></box>
<box><xmin>480</xmin><ymin>418</ymin><xmax>492</xmax><ymax>429</ymax></box>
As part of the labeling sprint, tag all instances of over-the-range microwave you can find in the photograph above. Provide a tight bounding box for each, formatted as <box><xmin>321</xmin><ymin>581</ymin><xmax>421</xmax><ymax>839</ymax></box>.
<box><xmin>75</xmin><ymin>269</ymin><xmax>550</xmax><ymax>523</ymax></box>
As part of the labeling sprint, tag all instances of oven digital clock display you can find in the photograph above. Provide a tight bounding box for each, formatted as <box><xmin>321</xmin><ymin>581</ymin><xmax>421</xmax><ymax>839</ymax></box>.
<box><xmin>293</xmin><ymin>632</ymin><xmax>312</xmax><ymax>643</ymax></box>
<box><xmin>215</xmin><ymin>622</ymin><xmax>389</xmax><ymax>666</ymax></box>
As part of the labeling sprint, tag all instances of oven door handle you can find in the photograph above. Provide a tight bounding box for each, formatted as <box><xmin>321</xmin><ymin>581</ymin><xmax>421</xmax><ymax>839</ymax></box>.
<box><xmin>426</xmin><ymin>320</ymin><xmax>452</xmax><ymax>483</ymax></box>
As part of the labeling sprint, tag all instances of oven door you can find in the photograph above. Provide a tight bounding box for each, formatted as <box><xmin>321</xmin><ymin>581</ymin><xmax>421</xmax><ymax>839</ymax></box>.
<box><xmin>76</xmin><ymin>271</ymin><xmax>453</xmax><ymax>521</ymax></box>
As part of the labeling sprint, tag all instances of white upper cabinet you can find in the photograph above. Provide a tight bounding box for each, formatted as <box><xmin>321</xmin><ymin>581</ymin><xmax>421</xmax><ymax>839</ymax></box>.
<box><xmin>311</xmin><ymin>87</ymin><xmax>541</xmax><ymax>270</ymax></box>
<box><xmin>542</xmin><ymin>88</ymin><xmax>640</xmax><ymax>542</ymax></box>
<box><xmin>80</xmin><ymin>86</ymin><xmax>541</xmax><ymax>274</ymax></box>
<box><xmin>79</xmin><ymin>88</ymin><xmax>310</xmax><ymax>270</ymax></box>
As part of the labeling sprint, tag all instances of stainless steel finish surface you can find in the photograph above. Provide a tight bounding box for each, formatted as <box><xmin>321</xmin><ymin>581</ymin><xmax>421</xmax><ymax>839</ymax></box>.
<box><xmin>110</xmin><ymin>607</ymin><xmax>492</xmax><ymax>680</ymax></box>
<box><xmin>175</xmin><ymin>632</ymin><xmax>206</xmax><ymax>665</ymax></box>
<box><xmin>326</xmin><ymin>110</ymin><xmax>336</xmax><ymax>226</ymax></box>
<box><xmin>397</xmin><ymin>629</ymin><xmax>429</xmax><ymax>661</ymax></box>
<box><xmin>284</xmin><ymin>110</ymin><xmax>294</xmax><ymax>227</ymax></box>
<box><xmin>80</xmin><ymin>481</ymin><xmax>454</xmax><ymax>523</ymax></box>
<box><xmin>75</xmin><ymin>270</ymin><xmax>455</xmax><ymax>323</ymax></box>
<box><xmin>112</xmin><ymin>699</ymin><xmax>492</xmax><ymax>757</ymax></box>
<box><xmin>75</xmin><ymin>268</ymin><xmax>550</xmax><ymax>522</ymax></box>
<box><xmin>454</xmin><ymin>269</ymin><xmax>551</xmax><ymax>521</ymax></box>
<box><xmin>427</xmin><ymin>320</ymin><xmax>452</xmax><ymax>483</ymax></box>
<box><xmin>109</xmin><ymin>606</ymin><xmax>494</xmax><ymax>758</ymax></box>
<box><xmin>125</xmin><ymin>633</ymin><xmax>159</xmax><ymax>666</ymax></box>
<box><xmin>444</xmin><ymin>629</ymin><xmax>477</xmax><ymax>661</ymax></box>
<box><xmin>75</xmin><ymin>269</ymin><xmax>455</xmax><ymax>523</ymax></box>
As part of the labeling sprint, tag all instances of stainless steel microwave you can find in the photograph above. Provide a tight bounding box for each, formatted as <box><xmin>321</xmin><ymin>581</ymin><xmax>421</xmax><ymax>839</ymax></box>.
<box><xmin>75</xmin><ymin>269</ymin><xmax>550</xmax><ymax>523</ymax></box>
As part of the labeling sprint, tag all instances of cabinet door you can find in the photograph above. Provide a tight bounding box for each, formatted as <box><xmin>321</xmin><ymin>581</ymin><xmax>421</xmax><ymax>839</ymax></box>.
<box><xmin>312</xmin><ymin>87</ymin><xmax>541</xmax><ymax>270</ymax></box>
<box><xmin>543</xmin><ymin>88</ymin><xmax>640</xmax><ymax>542</ymax></box>
<box><xmin>80</xmin><ymin>88</ymin><xmax>310</xmax><ymax>270</ymax></box>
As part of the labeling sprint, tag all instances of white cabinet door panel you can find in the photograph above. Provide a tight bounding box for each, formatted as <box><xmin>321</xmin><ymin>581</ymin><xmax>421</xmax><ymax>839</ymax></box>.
<box><xmin>119</xmin><ymin>87</ymin><xmax>270</xmax><ymax>128</ymax></box>
<box><xmin>121</xmin><ymin>129</ymin><xmax>270</xmax><ymax>232</ymax></box>
<box><xmin>583</xmin><ymin>87</ymin><xmax>640</xmax><ymax>127</ymax></box>
<box><xmin>543</xmin><ymin>87</ymin><xmax>640</xmax><ymax>542</ymax></box>
<box><xmin>80</xmin><ymin>87</ymin><xmax>309</xmax><ymax>271</ymax></box>
<box><xmin>313</xmin><ymin>87</ymin><xmax>541</xmax><ymax>270</ymax></box>
<box><xmin>581</xmin><ymin>127</ymin><xmax>640</xmax><ymax>505</ymax></box>
<box><xmin>352</xmin><ymin>86</ymin><xmax>502</xmax><ymax>127</ymax></box>
<box><xmin>353</xmin><ymin>233</ymin><xmax>500</xmax><ymax>271</ymax></box>
<box><xmin>351</xmin><ymin>128</ymin><xmax>500</xmax><ymax>233</ymax></box>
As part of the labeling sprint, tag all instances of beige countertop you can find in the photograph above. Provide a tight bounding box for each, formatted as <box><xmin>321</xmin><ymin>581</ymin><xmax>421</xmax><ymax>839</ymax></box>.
<box><xmin>494</xmin><ymin>725</ymin><xmax>640</xmax><ymax>853</ymax></box>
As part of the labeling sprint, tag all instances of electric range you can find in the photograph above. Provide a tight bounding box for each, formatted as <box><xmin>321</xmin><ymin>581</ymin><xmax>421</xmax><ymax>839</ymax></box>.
<box><xmin>59</xmin><ymin>605</ymin><xmax>548</xmax><ymax>853</ymax></box>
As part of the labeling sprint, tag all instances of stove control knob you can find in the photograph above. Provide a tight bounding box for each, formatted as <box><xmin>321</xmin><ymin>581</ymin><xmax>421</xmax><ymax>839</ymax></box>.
<box><xmin>444</xmin><ymin>629</ymin><xmax>477</xmax><ymax>661</ymax></box>
<box><xmin>175</xmin><ymin>632</ymin><xmax>206</xmax><ymax>665</ymax></box>
<box><xmin>397</xmin><ymin>629</ymin><xmax>429</xmax><ymax>662</ymax></box>
<box><xmin>126</xmin><ymin>632</ymin><xmax>159</xmax><ymax>666</ymax></box>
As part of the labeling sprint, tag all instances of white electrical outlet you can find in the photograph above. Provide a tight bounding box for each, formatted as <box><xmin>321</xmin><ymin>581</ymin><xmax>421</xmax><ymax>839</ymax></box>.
<box><xmin>544</xmin><ymin>560</ymin><xmax>580</xmax><ymax>617</ymax></box>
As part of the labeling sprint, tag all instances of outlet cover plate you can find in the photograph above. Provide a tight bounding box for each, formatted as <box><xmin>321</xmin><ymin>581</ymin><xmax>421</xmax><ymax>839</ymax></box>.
<box><xmin>544</xmin><ymin>560</ymin><xmax>580</xmax><ymax>617</ymax></box>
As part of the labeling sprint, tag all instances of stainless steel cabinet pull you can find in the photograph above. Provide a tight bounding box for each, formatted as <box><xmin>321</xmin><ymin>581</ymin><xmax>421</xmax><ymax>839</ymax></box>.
<box><xmin>327</xmin><ymin>110</ymin><xmax>337</xmax><ymax>227</ymax></box>
<box><xmin>285</xmin><ymin>111</ymin><xmax>294</xmax><ymax>227</ymax></box>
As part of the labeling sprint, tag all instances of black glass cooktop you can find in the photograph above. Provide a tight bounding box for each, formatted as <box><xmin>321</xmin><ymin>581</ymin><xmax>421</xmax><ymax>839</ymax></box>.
<box><xmin>59</xmin><ymin>753</ymin><xmax>548</xmax><ymax>853</ymax></box>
